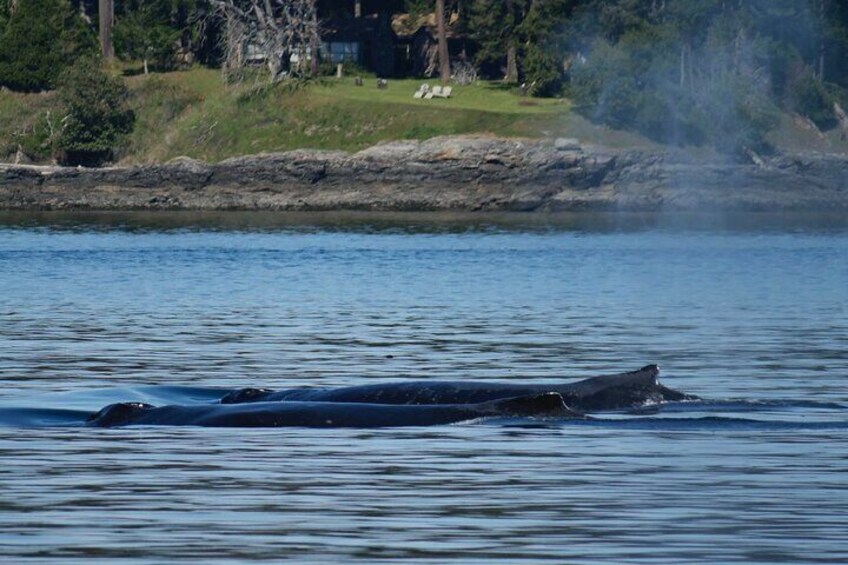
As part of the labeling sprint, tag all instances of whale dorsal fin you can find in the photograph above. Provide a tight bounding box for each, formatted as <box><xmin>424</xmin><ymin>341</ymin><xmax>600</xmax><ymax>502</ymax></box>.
<box><xmin>639</xmin><ymin>364</ymin><xmax>660</xmax><ymax>376</ymax></box>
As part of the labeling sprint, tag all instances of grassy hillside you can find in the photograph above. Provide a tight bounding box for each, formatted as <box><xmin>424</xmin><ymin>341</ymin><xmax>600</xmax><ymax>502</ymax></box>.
<box><xmin>2</xmin><ymin>67</ymin><xmax>846</xmax><ymax>165</ymax></box>
<box><xmin>0</xmin><ymin>88</ymin><xmax>60</xmax><ymax>162</ymax></box>
<box><xmin>1</xmin><ymin>67</ymin><xmax>657</xmax><ymax>164</ymax></box>
<box><xmin>122</xmin><ymin>68</ymin><xmax>595</xmax><ymax>164</ymax></box>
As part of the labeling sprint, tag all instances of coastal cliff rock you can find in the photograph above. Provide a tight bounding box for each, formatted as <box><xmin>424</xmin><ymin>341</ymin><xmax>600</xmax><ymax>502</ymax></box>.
<box><xmin>1</xmin><ymin>136</ymin><xmax>846</xmax><ymax>211</ymax></box>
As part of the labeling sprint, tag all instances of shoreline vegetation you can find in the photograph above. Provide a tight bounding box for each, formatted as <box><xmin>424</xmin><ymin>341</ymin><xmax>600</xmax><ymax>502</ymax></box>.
<box><xmin>5</xmin><ymin>67</ymin><xmax>848</xmax><ymax>166</ymax></box>
<box><xmin>2</xmin><ymin>68</ymin><xmax>847</xmax><ymax>213</ymax></box>
<box><xmin>0</xmin><ymin>64</ymin><xmax>848</xmax><ymax>212</ymax></box>
<box><xmin>4</xmin><ymin>1</ymin><xmax>848</xmax><ymax>177</ymax></box>
<box><xmin>4</xmin><ymin>0</ymin><xmax>848</xmax><ymax>214</ymax></box>
<box><xmin>1</xmin><ymin>67</ymin><xmax>653</xmax><ymax>165</ymax></box>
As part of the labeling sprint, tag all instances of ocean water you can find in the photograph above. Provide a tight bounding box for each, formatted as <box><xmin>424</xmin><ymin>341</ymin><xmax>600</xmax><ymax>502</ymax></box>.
<box><xmin>1</xmin><ymin>211</ymin><xmax>846</xmax><ymax>563</ymax></box>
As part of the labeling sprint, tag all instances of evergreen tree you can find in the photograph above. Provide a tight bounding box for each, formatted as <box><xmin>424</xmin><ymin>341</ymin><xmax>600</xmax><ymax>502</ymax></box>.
<box><xmin>519</xmin><ymin>0</ymin><xmax>574</xmax><ymax>95</ymax></box>
<box><xmin>567</xmin><ymin>0</ymin><xmax>789</xmax><ymax>154</ymax></box>
<box><xmin>814</xmin><ymin>0</ymin><xmax>848</xmax><ymax>88</ymax></box>
<box><xmin>470</xmin><ymin>0</ymin><xmax>571</xmax><ymax>92</ymax></box>
<box><xmin>469</xmin><ymin>0</ymin><xmax>525</xmax><ymax>82</ymax></box>
<box><xmin>56</xmin><ymin>56</ymin><xmax>135</xmax><ymax>166</ymax></box>
<box><xmin>113</xmin><ymin>0</ymin><xmax>186</xmax><ymax>73</ymax></box>
<box><xmin>0</xmin><ymin>0</ymin><xmax>97</xmax><ymax>92</ymax></box>
<box><xmin>0</xmin><ymin>0</ymin><xmax>10</xmax><ymax>30</ymax></box>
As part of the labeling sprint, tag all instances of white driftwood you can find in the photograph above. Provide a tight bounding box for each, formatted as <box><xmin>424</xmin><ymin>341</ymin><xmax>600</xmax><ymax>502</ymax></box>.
<box><xmin>834</xmin><ymin>102</ymin><xmax>848</xmax><ymax>141</ymax></box>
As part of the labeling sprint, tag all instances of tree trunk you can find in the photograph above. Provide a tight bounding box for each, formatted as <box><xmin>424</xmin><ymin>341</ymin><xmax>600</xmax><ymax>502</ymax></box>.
<box><xmin>98</xmin><ymin>0</ymin><xmax>114</xmax><ymax>61</ymax></box>
<box><xmin>818</xmin><ymin>0</ymin><xmax>826</xmax><ymax>80</ymax></box>
<box><xmin>506</xmin><ymin>44</ymin><xmax>518</xmax><ymax>83</ymax></box>
<box><xmin>504</xmin><ymin>0</ymin><xmax>518</xmax><ymax>83</ymax></box>
<box><xmin>435</xmin><ymin>0</ymin><xmax>451</xmax><ymax>83</ymax></box>
<box><xmin>310</xmin><ymin>3</ymin><xmax>319</xmax><ymax>79</ymax></box>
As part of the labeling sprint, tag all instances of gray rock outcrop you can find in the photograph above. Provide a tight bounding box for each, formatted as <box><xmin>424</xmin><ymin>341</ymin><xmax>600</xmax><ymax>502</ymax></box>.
<box><xmin>1</xmin><ymin>136</ymin><xmax>846</xmax><ymax>211</ymax></box>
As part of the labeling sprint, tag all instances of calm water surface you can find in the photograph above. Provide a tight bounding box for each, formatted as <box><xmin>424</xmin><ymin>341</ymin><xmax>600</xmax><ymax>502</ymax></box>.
<box><xmin>1</xmin><ymin>211</ymin><xmax>846</xmax><ymax>563</ymax></box>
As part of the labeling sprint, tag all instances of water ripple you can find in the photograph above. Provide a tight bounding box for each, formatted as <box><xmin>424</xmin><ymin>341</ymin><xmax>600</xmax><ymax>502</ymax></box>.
<box><xmin>1</xmin><ymin>213</ymin><xmax>847</xmax><ymax>563</ymax></box>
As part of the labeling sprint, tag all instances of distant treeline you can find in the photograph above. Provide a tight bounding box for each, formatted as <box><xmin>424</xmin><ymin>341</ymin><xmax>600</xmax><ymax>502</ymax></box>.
<box><xmin>563</xmin><ymin>0</ymin><xmax>848</xmax><ymax>153</ymax></box>
<box><xmin>2</xmin><ymin>0</ymin><xmax>848</xmax><ymax>156</ymax></box>
<box><xmin>467</xmin><ymin>0</ymin><xmax>848</xmax><ymax>153</ymax></box>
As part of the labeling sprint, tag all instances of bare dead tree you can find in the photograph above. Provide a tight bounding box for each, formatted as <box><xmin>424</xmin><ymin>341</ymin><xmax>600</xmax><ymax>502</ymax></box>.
<box><xmin>451</xmin><ymin>60</ymin><xmax>477</xmax><ymax>85</ymax></box>
<box><xmin>209</xmin><ymin>0</ymin><xmax>319</xmax><ymax>84</ymax></box>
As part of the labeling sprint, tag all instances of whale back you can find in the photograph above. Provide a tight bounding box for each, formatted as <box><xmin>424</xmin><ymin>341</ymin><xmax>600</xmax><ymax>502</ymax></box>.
<box><xmin>217</xmin><ymin>365</ymin><xmax>692</xmax><ymax>411</ymax></box>
<box><xmin>87</xmin><ymin>402</ymin><xmax>154</xmax><ymax>427</ymax></box>
<box><xmin>220</xmin><ymin>387</ymin><xmax>274</xmax><ymax>404</ymax></box>
<box><xmin>486</xmin><ymin>392</ymin><xmax>585</xmax><ymax>418</ymax></box>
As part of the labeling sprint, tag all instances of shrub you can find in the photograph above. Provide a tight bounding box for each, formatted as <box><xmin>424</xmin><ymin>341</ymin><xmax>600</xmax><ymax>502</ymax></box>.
<box><xmin>692</xmin><ymin>76</ymin><xmax>780</xmax><ymax>155</ymax></box>
<box><xmin>523</xmin><ymin>44</ymin><xmax>563</xmax><ymax>98</ymax></box>
<box><xmin>570</xmin><ymin>41</ymin><xmax>640</xmax><ymax>129</ymax></box>
<box><xmin>17</xmin><ymin>112</ymin><xmax>60</xmax><ymax>161</ymax></box>
<box><xmin>0</xmin><ymin>0</ymin><xmax>96</xmax><ymax>92</ymax></box>
<box><xmin>56</xmin><ymin>58</ymin><xmax>135</xmax><ymax>166</ymax></box>
<box><xmin>787</xmin><ymin>71</ymin><xmax>835</xmax><ymax>130</ymax></box>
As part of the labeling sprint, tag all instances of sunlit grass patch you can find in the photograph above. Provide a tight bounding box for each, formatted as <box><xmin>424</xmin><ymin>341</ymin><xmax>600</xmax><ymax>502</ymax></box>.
<box><xmin>120</xmin><ymin>68</ymin><xmax>577</xmax><ymax>163</ymax></box>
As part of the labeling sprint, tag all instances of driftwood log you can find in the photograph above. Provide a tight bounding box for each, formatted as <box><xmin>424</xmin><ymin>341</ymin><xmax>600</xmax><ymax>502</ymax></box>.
<box><xmin>834</xmin><ymin>102</ymin><xmax>848</xmax><ymax>141</ymax></box>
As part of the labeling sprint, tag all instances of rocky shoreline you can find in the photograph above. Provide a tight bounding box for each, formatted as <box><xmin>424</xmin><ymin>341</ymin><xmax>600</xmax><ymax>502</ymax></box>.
<box><xmin>1</xmin><ymin>136</ymin><xmax>847</xmax><ymax>211</ymax></box>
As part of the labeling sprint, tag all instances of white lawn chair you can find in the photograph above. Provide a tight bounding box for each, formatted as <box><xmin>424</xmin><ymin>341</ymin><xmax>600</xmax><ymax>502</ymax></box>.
<box><xmin>413</xmin><ymin>83</ymin><xmax>430</xmax><ymax>99</ymax></box>
<box><xmin>425</xmin><ymin>85</ymin><xmax>442</xmax><ymax>99</ymax></box>
<box><xmin>437</xmin><ymin>86</ymin><xmax>452</xmax><ymax>98</ymax></box>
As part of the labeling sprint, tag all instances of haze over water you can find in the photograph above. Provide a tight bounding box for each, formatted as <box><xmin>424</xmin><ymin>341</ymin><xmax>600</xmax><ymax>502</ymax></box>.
<box><xmin>1</xmin><ymin>211</ymin><xmax>846</xmax><ymax>563</ymax></box>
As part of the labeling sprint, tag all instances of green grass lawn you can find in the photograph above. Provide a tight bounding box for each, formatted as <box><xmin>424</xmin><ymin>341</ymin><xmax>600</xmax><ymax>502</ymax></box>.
<box><xmin>4</xmin><ymin>66</ymin><xmax>846</xmax><ymax>165</ymax></box>
<box><xmin>119</xmin><ymin>68</ymin><xmax>588</xmax><ymax>163</ymax></box>
<box><xmin>2</xmin><ymin>66</ymin><xmax>758</xmax><ymax>165</ymax></box>
<box><xmin>313</xmin><ymin>77</ymin><xmax>569</xmax><ymax>114</ymax></box>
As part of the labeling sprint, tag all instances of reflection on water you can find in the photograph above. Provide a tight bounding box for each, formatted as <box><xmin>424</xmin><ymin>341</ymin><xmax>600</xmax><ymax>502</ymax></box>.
<box><xmin>1</xmin><ymin>211</ymin><xmax>847</xmax><ymax>563</ymax></box>
<box><xmin>3</xmin><ymin>209</ymin><xmax>848</xmax><ymax>234</ymax></box>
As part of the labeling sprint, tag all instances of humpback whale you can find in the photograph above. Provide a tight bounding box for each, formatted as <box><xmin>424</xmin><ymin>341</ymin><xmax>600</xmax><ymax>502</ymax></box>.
<box><xmin>87</xmin><ymin>392</ymin><xmax>581</xmax><ymax>428</ymax></box>
<box><xmin>219</xmin><ymin>365</ymin><xmax>691</xmax><ymax>411</ymax></box>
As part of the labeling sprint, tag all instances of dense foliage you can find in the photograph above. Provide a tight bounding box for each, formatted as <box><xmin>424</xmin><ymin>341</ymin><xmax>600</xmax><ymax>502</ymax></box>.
<box><xmin>469</xmin><ymin>0</ymin><xmax>572</xmax><ymax>95</ymax></box>
<box><xmin>3</xmin><ymin>0</ymin><xmax>848</xmax><ymax>160</ymax></box>
<box><xmin>56</xmin><ymin>57</ymin><xmax>135</xmax><ymax>165</ymax></box>
<box><xmin>0</xmin><ymin>0</ymin><xmax>96</xmax><ymax>92</ymax></box>
<box><xmin>561</xmin><ymin>0</ymin><xmax>848</xmax><ymax>154</ymax></box>
<box><xmin>0</xmin><ymin>0</ymin><xmax>10</xmax><ymax>30</ymax></box>
<box><xmin>113</xmin><ymin>0</ymin><xmax>202</xmax><ymax>72</ymax></box>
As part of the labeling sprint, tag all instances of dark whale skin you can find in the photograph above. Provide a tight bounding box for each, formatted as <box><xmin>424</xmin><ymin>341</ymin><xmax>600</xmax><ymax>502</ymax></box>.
<box><xmin>87</xmin><ymin>392</ymin><xmax>582</xmax><ymax>428</ymax></box>
<box><xmin>220</xmin><ymin>365</ymin><xmax>694</xmax><ymax>411</ymax></box>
